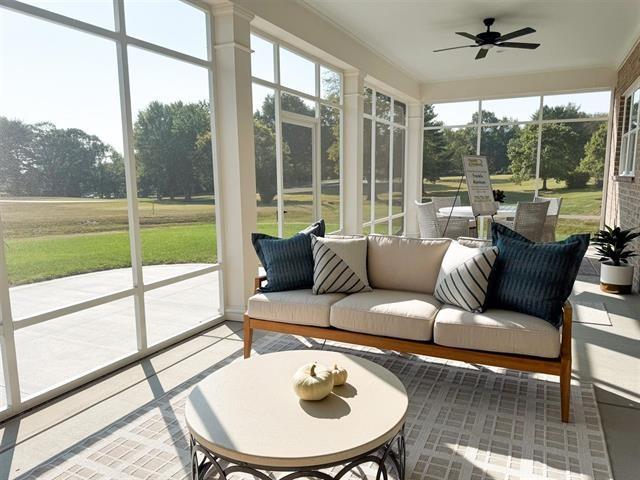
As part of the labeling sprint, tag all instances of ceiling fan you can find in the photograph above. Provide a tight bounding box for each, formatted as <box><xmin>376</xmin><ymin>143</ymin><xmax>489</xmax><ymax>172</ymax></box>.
<box><xmin>433</xmin><ymin>17</ymin><xmax>540</xmax><ymax>60</ymax></box>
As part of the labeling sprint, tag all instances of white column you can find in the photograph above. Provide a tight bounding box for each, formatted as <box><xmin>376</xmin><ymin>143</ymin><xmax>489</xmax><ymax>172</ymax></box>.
<box><xmin>404</xmin><ymin>102</ymin><xmax>423</xmax><ymax>237</ymax></box>
<box><xmin>211</xmin><ymin>3</ymin><xmax>258</xmax><ymax>320</ymax></box>
<box><xmin>342</xmin><ymin>70</ymin><xmax>365</xmax><ymax>234</ymax></box>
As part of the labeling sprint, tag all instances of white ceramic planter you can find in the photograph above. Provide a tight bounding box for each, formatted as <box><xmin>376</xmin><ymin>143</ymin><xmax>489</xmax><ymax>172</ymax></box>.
<box><xmin>600</xmin><ymin>262</ymin><xmax>634</xmax><ymax>294</ymax></box>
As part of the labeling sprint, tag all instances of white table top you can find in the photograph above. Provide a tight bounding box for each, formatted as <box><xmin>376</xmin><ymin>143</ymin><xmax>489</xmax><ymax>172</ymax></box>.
<box><xmin>185</xmin><ymin>350</ymin><xmax>408</xmax><ymax>468</ymax></box>
<box><xmin>438</xmin><ymin>204</ymin><xmax>517</xmax><ymax>218</ymax></box>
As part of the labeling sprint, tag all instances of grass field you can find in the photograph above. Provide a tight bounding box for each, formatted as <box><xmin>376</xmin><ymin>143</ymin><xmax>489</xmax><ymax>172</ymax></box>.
<box><xmin>0</xmin><ymin>174</ymin><xmax>602</xmax><ymax>285</ymax></box>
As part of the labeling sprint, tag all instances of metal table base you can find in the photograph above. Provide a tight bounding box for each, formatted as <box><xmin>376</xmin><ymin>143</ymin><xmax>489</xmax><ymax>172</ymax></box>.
<box><xmin>190</xmin><ymin>425</ymin><xmax>406</xmax><ymax>480</ymax></box>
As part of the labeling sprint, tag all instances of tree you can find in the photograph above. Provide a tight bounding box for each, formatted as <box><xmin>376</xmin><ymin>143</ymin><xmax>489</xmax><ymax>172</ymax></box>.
<box><xmin>0</xmin><ymin>117</ymin><xmax>36</xmax><ymax>195</ymax></box>
<box><xmin>507</xmin><ymin>125</ymin><xmax>538</xmax><ymax>184</ymax></box>
<box><xmin>422</xmin><ymin>105</ymin><xmax>447</xmax><ymax>184</ymax></box>
<box><xmin>34</xmin><ymin>124</ymin><xmax>110</xmax><ymax>197</ymax></box>
<box><xmin>94</xmin><ymin>149</ymin><xmax>126</xmax><ymax>198</ymax></box>
<box><xmin>507</xmin><ymin>104</ymin><xmax>598</xmax><ymax>190</ymax></box>
<box><xmin>579</xmin><ymin>123</ymin><xmax>607</xmax><ymax>186</ymax></box>
<box><xmin>253</xmin><ymin>118</ymin><xmax>278</xmax><ymax>204</ymax></box>
<box><xmin>475</xmin><ymin>111</ymin><xmax>518</xmax><ymax>173</ymax></box>
<box><xmin>134</xmin><ymin>101</ymin><xmax>212</xmax><ymax>200</ymax></box>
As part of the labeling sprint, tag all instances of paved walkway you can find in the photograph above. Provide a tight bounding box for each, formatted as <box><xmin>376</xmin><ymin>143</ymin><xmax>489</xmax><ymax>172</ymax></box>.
<box><xmin>1</xmin><ymin>264</ymin><xmax>220</xmax><ymax>403</ymax></box>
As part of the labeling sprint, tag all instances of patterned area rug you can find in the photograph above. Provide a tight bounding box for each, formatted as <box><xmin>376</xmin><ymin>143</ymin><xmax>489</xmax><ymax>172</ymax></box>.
<box><xmin>18</xmin><ymin>333</ymin><xmax>612</xmax><ymax>480</ymax></box>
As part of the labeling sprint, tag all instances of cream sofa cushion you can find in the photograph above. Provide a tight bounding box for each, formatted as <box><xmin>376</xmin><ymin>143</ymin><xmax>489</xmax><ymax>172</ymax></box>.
<box><xmin>434</xmin><ymin>306</ymin><xmax>561</xmax><ymax>358</ymax></box>
<box><xmin>330</xmin><ymin>289</ymin><xmax>442</xmax><ymax>341</ymax></box>
<box><xmin>248</xmin><ymin>290</ymin><xmax>346</xmax><ymax>327</ymax></box>
<box><xmin>367</xmin><ymin>235</ymin><xmax>451</xmax><ymax>294</ymax></box>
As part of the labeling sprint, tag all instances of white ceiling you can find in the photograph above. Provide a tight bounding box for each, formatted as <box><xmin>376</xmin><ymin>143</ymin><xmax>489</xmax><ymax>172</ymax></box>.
<box><xmin>300</xmin><ymin>0</ymin><xmax>640</xmax><ymax>83</ymax></box>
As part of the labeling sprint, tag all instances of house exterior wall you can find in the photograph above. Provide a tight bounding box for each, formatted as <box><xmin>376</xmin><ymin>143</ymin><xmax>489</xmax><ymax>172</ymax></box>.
<box><xmin>605</xmin><ymin>38</ymin><xmax>640</xmax><ymax>292</ymax></box>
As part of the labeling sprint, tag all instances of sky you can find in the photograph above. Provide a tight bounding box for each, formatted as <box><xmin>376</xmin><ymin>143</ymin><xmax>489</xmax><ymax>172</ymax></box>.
<box><xmin>1</xmin><ymin>2</ymin><xmax>612</xmax><ymax>154</ymax></box>
<box><xmin>431</xmin><ymin>91</ymin><xmax>611</xmax><ymax>127</ymax></box>
<box><xmin>0</xmin><ymin>1</ymin><xmax>209</xmax><ymax>154</ymax></box>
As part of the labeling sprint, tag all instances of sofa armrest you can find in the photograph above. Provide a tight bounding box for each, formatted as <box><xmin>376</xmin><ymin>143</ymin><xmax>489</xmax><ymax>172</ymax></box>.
<box><xmin>254</xmin><ymin>275</ymin><xmax>267</xmax><ymax>293</ymax></box>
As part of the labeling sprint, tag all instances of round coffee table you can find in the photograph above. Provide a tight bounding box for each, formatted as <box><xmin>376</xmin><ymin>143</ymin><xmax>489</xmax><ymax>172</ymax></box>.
<box><xmin>185</xmin><ymin>350</ymin><xmax>408</xmax><ymax>479</ymax></box>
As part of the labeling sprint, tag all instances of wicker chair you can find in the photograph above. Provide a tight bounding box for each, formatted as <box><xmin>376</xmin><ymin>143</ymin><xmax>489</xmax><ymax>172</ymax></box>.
<box><xmin>415</xmin><ymin>200</ymin><xmax>473</xmax><ymax>239</ymax></box>
<box><xmin>430</xmin><ymin>196</ymin><xmax>462</xmax><ymax>211</ymax></box>
<box><xmin>495</xmin><ymin>201</ymin><xmax>550</xmax><ymax>242</ymax></box>
<box><xmin>534</xmin><ymin>196</ymin><xmax>563</xmax><ymax>242</ymax></box>
<box><xmin>430</xmin><ymin>195</ymin><xmax>477</xmax><ymax>233</ymax></box>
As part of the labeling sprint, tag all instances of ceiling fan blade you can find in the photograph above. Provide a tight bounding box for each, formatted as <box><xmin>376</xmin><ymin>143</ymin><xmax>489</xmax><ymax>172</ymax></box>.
<box><xmin>475</xmin><ymin>48</ymin><xmax>488</xmax><ymax>60</ymax></box>
<box><xmin>433</xmin><ymin>45</ymin><xmax>476</xmax><ymax>52</ymax></box>
<box><xmin>498</xmin><ymin>41</ymin><xmax>540</xmax><ymax>49</ymax></box>
<box><xmin>455</xmin><ymin>31</ymin><xmax>482</xmax><ymax>42</ymax></box>
<box><xmin>497</xmin><ymin>27</ymin><xmax>536</xmax><ymax>42</ymax></box>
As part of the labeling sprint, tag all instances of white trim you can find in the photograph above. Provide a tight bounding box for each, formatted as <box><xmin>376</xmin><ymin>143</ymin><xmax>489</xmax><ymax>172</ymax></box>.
<box><xmin>600</xmin><ymin>92</ymin><xmax>616</xmax><ymax>229</ymax></box>
<box><xmin>252</xmin><ymin>77</ymin><xmax>342</xmax><ymax>110</ymax></box>
<box><xmin>0</xmin><ymin>213</ymin><xmax>21</xmax><ymax>412</ymax></box>
<box><xmin>363</xmin><ymin>85</ymin><xmax>408</xmax><ymax>233</ymax></box>
<box><xmin>618</xmin><ymin>84</ymin><xmax>640</xmax><ymax>177</ymax></box>
<box><xmin>251</xmin><ymin>27</ymin><xmax>347</xmax><ymax>102</ymax></box>
<box><xmin>114</xmin><ymin>0</ymin><xmax>147</xmax><ymax>352</ymax></box>
<box><xmin>0</xmin><ymin>0</ymin><xmax>211</xmax><ymax>67</ymax></box>
<box><xmin>251</xmin><ymin>29</ymin><xmax>343</xmax><ymax>237</ymax></box>
<box><xmin>535</xmin><ymin>95</ymin><xmax>544</xmax><ymax>195</ymax></box>
<box><xmin>0</xmin><ymin>315</ymin><xmax>226</xmax><ymax>423</ymax></box>
<box><xmin>12</xmin><ymin>288</ymin><xmax>136</xmax><ymax>330</ymax></box>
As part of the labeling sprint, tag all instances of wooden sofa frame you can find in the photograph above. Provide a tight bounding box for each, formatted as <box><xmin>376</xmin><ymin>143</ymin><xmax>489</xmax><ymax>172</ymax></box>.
<box><xmin>243</xmin><ymin>276</ymin><xmax>574</xmax><ymax>423</ymax></box>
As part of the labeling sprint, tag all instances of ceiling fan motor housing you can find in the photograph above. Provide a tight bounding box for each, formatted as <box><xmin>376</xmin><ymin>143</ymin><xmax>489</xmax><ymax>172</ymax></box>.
<box><xmin>477</xmin><ymin>17</ymin><xmax>500</xmax><ymax>45</ymax></box>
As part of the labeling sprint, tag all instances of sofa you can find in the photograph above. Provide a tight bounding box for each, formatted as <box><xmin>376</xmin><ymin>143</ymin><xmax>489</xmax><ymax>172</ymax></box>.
<box><xmin>243</xmin><ymin>234</ymin><xmax>573</xmax><ymax>422</ymax></box>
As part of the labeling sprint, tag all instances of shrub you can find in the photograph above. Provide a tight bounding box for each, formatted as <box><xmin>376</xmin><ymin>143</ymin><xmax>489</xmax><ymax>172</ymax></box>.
<box><xmin>565</xmin><ymin>170</ymin><xmax>590</xmax><ymax>189</ymax></box>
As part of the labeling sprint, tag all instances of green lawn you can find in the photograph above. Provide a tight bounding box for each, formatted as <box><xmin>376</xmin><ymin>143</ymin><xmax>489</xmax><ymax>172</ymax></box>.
<box><xmin>1</xmin><ymin>192</ymin><xmax>341</xmax><ymax>285</ymax></box>
<box><xmin>1</xmin><ymin>176</ymin><xmax>602</xmax><ymax>286</ymax></box>
<box><xmin>6</xmin><ymin>224</ymin><xmax>218</xmax><ymax>285</ymax></box>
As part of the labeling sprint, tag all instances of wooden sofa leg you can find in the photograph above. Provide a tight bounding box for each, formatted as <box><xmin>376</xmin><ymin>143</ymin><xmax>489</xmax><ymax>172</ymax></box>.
<box><xmin>243</xmin><ymin>315</ymin><xmax>253</xmax><ymax>359</ymax></box>
<box><xmin>560</xmin><ymin>301</ymin><xmax>573</xmax><ymax>423</ymax></box>
<box><xmin>560</xmin><ymin>355</ymin><xmax>571</xmax><ymax>423</ymax></box>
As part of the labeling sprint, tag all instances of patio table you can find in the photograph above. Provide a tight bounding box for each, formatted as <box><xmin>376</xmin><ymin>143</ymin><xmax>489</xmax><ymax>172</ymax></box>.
<box><xmin>186</xmin><ymin>350</ymin><xmax>408</xmax><ymax>479</ymax></box>
<box><xmin>437</xmin><ymin>204</ymin><xmax>517</xmax><ymax>218</ymax></box>
<box><xmin>438</xmin><ymin>204</ymin><xmax>517</xmax><ymax>237</ymax></box>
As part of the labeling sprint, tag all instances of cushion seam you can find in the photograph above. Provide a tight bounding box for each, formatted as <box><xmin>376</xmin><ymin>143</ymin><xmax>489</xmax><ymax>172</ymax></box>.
<box><xmin>435</xmin><ymin>320</ymin><xmax>558</xmax><ymax>335</ymax></box>
<box><xmin>331</xmin><ymin>306</ymin><xmax>439</xmax><ymax>321</ymax></box>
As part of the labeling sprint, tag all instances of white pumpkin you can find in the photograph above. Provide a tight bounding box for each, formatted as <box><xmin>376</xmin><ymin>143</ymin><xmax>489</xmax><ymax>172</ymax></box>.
<box><xmin>292</xmin><ymin>363</ymin><xmax>334</xmax><ymax>401</ymax></box>
<box><xmin>330</xmin><ymin>364</ymin><xmax>348</xmax><ymax>386</ymax></box>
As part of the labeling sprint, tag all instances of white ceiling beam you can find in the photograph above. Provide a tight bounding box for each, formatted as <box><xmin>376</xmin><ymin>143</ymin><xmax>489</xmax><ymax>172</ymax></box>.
<box><xmin>421</xmin><ymin>66</ymin><xmax>617</xmax><ymax>104</ymax></box>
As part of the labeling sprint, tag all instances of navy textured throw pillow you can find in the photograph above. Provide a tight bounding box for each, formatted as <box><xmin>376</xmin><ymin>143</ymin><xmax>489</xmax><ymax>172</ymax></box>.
<box><xmin>487</xmin><ymin>223</ymin><xmax>589</xmax><ymax>327</ymax></box>
<box><xmin>252</xmin><ymin>220</ymin><xmax>325</xmax><ymax>292</ymax></box>
<box><xmin>252</xmin><ymin>219</ymin><xmax>325</xmax><ymax>268</ymax></box>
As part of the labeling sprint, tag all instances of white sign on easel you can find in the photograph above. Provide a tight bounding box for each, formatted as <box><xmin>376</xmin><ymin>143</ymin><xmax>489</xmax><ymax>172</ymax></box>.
<box><xmin>463</xmin><ymin>156</ymin><xmax>496</xmax><ymax>216</ymax></box>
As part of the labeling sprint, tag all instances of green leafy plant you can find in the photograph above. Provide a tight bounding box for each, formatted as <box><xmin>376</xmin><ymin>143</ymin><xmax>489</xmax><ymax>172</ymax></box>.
<box><xmin>492</xmin><ymin>189</ymin><xmax>506</xmax><ymax>203</ymax></box>
<box><xmin>591</xmin><ymin>225</ymin><xmax>640</xmax><ymax>266</ymax></box>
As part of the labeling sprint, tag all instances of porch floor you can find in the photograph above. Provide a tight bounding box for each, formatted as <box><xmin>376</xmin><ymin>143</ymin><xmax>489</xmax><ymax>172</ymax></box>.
<box><xmin>0</xmin><ymin>266</ymin><xmax>638</xmax><ymax>479</ymax></box>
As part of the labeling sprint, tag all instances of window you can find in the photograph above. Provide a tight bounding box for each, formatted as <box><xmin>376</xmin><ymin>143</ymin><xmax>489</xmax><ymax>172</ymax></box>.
<box><xmin>363</xmin><ymin>87</ymin><xmax>407</xmax><ymax>235</ymax></box>
<box><xmin>619</xmin><ymin>86</ymin><xmax>639</xmax><ymax>177</ymax></box>
<box><xmin>0</xmin><ymin>0</ymin><xmax>221</xmax><ymax>418</ymax></box>
<box><xmin>423</xmin><ymin>91</ymin><xmax>611</xmax><ymax>239</ymax></box>
<box><xmin>250</xmin><ymin>33</ymin><xmax>343</xmax><ymax>237</ymax></box>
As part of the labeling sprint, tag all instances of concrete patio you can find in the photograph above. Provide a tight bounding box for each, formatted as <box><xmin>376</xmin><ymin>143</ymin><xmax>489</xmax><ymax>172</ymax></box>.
<box><xmin>1</xmin><ymin>264</ymin><xmax>220</xmax><ymax>404</ymax></box>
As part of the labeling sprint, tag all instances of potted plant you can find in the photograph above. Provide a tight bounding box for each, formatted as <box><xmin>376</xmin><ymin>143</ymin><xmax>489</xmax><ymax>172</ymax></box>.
<box><xmin>493</xmin><ymin>189</ymin><xmax>505</xmax><ymax>209</ymax></box>
<box><xmin>591</xmin><ymin>225</ymin><xmax>639</xmax><ymax>294</ymax></box>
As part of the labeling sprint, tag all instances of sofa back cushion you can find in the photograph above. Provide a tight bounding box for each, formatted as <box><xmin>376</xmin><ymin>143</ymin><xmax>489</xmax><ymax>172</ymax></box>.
<box><xmin>367</xmin><ymin>235</ymin><xmax>451</xmax><ymax>294</ymax></box>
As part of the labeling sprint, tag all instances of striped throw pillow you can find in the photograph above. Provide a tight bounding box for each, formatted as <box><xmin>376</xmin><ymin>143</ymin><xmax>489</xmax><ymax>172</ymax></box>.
<box><xmin>311</xmin><ymin>235</ymin><xmax>371</xmax><ymax>294</ymax></box>
<box><xmin>435</xmin><ymin>246</ymin><xmax>499</xmax><ymax>312</ymax></box>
